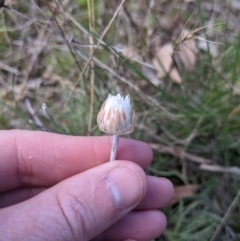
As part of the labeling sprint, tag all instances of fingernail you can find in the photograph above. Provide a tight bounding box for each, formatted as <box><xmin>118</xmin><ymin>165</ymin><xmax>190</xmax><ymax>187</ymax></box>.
<box><xmin>106</xmin><ymin>165</ymin><xmax>144</xmax><ymax>210</ymax></box>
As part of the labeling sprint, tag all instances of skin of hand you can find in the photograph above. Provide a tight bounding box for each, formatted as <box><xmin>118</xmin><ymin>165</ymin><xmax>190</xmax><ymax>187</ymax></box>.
<box><xmin>0</xmin><ymin>130</ymin><xmax>174</xmax><ymax>241</ymax></box>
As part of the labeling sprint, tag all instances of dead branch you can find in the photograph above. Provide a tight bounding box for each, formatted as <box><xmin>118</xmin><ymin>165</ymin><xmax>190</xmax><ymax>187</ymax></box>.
<box><xmin>150</xmin><ymin>143</ymin><xmax>240</xmax><ymax>177</ymax></box>
<box><xmin>200</xmin><ymin>164</ymin><xmax>240</xmax><ymax>176</ymax></box>
<box><xmin>150</xmin><ymin>143</ymin><xmax>212</xmax><ymax>164</ymax></box>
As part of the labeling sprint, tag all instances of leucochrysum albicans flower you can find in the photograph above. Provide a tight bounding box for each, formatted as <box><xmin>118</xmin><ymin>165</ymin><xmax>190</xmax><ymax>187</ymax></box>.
<box><xmin>97</xmin><ymin>93</ymin><xmax>136</xmax><ymax>161</ymax></box>
<box><xmin>97</xmin><ymin>93</ymin><xmax>136</xmax><ymax>135</ymax></box>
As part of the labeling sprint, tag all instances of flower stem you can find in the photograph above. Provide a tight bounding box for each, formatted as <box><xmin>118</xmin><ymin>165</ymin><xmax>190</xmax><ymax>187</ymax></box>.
<box><xmin>110</xmin><ymin>134</ymin><xmax>119</xmax><ymax>161</ymax></box>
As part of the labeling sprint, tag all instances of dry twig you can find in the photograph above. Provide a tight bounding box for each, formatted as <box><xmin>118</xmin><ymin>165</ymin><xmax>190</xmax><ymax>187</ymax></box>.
<box><xmin>200</xmin><ymin>164</ymin><xmax>240</xmax><ymax>176</ymax></box>
<box><xmin>150</xmin><ymin>143</ymin><xmax>212</xmax><ymax>164</ymax></box>
<box><xmin>151</xmin><ymin>143</ymin><xmax>240</xmax><ymax>177</ymax></box>
<box><xmin>24</xmin><ymin>99</ymin><xmax>47</xmax><ymax>131</ymax></box>
<box><xmin>210</xmin><ymin>190</ymin><xmax>240</xmax><ymax>241</ymax></box>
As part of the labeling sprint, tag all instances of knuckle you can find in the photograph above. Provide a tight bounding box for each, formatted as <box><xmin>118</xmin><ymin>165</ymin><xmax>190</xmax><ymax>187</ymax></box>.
<box><xmin>13</xmin><ymin>135</ymin><xmax>35</xmax><ymax>185</ymax></box>
<box><xmin>56</xmin><ymin>187</ymin><xmax>99</xmax><ymax>241</ymax></box>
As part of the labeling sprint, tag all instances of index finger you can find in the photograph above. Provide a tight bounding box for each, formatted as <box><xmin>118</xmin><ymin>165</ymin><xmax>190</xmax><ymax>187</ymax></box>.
<box><xmin>0</xmin><ymin>130</ymin><xmax>152</xmax><ymax>192</ymax></box>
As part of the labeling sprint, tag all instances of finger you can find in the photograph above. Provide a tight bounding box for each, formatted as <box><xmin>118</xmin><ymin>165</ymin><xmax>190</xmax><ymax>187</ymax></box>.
<box><xmin>0</xmin><ymin>188</ymin><xmax>46</xmax><ymax>208</ymax></box>
<box><xmin>136</xmin><ymin>176</ymin><xmax>174</xmax><ymax>210</ymax></box>
<box><xmin>0</xmin><ymin>130</ymin><xmax>152</xmax><ymax>192</ymax></box>
<box><xmin>0</xmin><ymin>177</ymin><xmax>174</xmax><ymax>209</ymax></box>
<box><xmin>0</xmin><ymin>161</ymin><xmax>147</xmax><ymax>241</ymax></box>
<box><xmin>92</xmin><ymin>210</ymin><xmax>167</xmax><ymax>241</ymax></box>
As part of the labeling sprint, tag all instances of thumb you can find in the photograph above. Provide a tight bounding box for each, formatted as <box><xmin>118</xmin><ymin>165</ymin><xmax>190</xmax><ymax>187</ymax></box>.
<box><xmin>0</xmin><ymin>161</ymin><xmax>147</xmax><ymax>241</ymax></box>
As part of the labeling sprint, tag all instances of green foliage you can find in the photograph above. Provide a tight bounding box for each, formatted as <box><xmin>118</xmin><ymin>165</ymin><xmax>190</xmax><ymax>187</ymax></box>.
<box><xmin>76</xmin><ymin>0</ymin><xmax>87</xmax><ymax>8</ymax></box>
<box><xmin>0</xmin><ymin>115</ymin><xmax>9</xmax><ymax>129</ymax></box>
<box><xmin>1</xmin><ymin>0</ymin><xmax>240</xmax><ymax>240</ymax></box>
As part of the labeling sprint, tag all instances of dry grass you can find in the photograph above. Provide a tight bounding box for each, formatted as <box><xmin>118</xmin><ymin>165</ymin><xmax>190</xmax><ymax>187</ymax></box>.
<box><xmin>1</xmin><ymin>0</ymin><xmax>240</xmax><ymax>240</ymax></box>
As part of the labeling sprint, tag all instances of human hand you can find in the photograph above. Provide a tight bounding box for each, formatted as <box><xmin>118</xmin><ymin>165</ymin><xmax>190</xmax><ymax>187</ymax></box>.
<box><xmin>0</xmin><ymin>130</ymin><xmax>174</xmax><ymax>241</ymax></box>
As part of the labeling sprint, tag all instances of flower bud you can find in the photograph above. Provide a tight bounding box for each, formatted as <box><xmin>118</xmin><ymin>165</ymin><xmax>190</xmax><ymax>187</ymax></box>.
<box><xmin>97</xmin><ymin>93</ymin><xmax>136</xmax><ymax>135</ymax></box>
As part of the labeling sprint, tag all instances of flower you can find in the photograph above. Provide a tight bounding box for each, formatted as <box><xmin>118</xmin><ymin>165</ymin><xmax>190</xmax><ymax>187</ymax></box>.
<box><xmin>97</xmin><ymin>93</ymin><xmax>136</xmax><ymax>135</ymax></box>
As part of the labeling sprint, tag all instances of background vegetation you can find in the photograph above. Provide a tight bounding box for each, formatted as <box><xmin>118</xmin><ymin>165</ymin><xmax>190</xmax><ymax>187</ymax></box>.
<box><xmin>1</xmin><ymin>0</ymin><xmax>240</xmax><ymax>240</ymax></box>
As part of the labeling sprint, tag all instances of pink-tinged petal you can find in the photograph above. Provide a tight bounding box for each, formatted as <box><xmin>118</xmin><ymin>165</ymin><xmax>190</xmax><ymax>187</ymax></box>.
<box><xmin>97</xmin><ymin>94</ymin><xmax>135</xmax><ymax>135</ymax></box>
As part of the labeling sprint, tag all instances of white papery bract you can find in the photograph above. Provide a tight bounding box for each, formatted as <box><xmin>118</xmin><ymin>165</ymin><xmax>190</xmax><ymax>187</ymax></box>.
<box><xmin>97</xmin><ymin>93</ymin><xmax>136</xmax><ymax>135</ymax></box>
